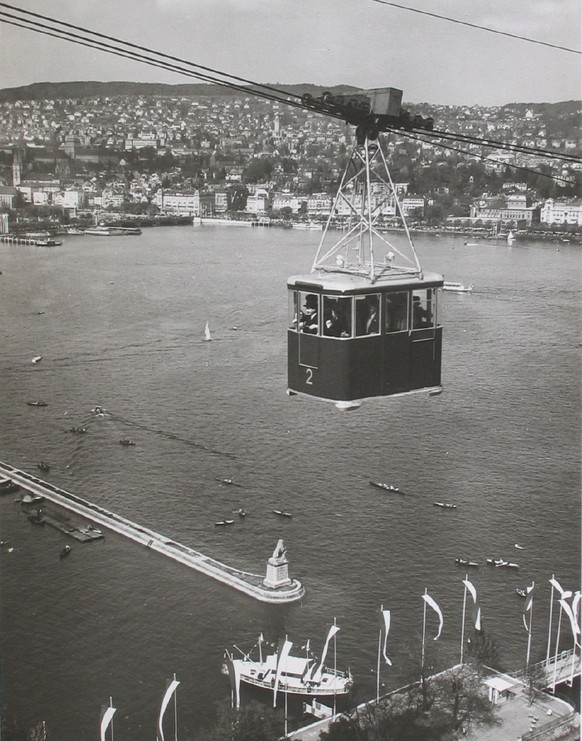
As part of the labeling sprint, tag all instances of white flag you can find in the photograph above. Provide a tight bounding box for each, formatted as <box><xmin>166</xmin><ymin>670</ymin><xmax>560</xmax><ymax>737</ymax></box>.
<box><xmin>549</xmin><ymin>577</ymin><xmax>572</xmax><ymax>599</ymax></box>
<box><xmin>381</xmin><ymin>609</ymin><xmax>392</xmax><ymax>666</ymax></box>
<box><xmin>157</xmin><ymin>678</ymin><xmax>180</xmax><ymax>741</ymax></box>
<box><xmin>311</xmin><ymin>624</ymin><xmax>340</xmax><ymax>683</ymax></box>
<box><xmin>522</xmin><ymin>582</ymin><xmax>535</xmax><ymax>633</ymax></box>
<box><xmin>422</xmin><ymin>593</ymin><xmax>444</xmax><ymax>640</ymax></box>
<box><xmin>273</xmin><ymin>639</ymin><xmax>293</xmax><ymax>706</ymax></box>
<box><xmin>559</xmin><ymin>598</ymin><xmax>581</xmax><ymax>647</ymax></box>
<box><xmin>463</xmin><ymin>578</ymin><xmax>478</xmax><ymax>604</ymax></box>
<box><xmin>100</xmin><ymin>705</ymin><xmax>116</xmax><ymax>741</ymax></box>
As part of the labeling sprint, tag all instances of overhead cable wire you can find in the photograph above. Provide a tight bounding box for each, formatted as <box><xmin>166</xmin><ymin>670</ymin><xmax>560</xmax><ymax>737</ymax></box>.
<box><xmin>0</xmin><ymin>2</ymin><xmax>304</xmax><ymax>103</ymax></box>
<box><xmin>0</xmin><ymin>11</ymin><xmax>307</xmax><ymax>113</ymax></box>
<box><xmin>371</xmin><ymin>0</ymin><xmax>582</xmax><ymax>55</ymax></box>
<box><xmin>394</xmin><ymin>130</ymin><xmax>577</xmax><ymax>186</ymax></box>
<box><xmin>0</xmin><ymin>7</ymin><xmax>578</xmax><ymax>168</ymax></box>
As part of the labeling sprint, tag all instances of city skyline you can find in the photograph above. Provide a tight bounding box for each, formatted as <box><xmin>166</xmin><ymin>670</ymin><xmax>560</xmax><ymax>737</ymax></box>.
<box><xmin>0</xmin><ymin>0</ymin><xmax>580</xmax><ymax>107</ymax></box>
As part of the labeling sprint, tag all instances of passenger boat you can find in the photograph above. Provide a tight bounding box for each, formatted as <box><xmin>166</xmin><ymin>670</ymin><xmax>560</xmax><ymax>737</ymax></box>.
<box><xmin>433</xmin><ymin>501</ymin><xmax>457</xmax><ymax>509</ymax></box>
<box><xmin>369</xmin><ymin>481</ymin><xmax>401</xmax><ymax>493</ymax></box>
<box><xmin>455</xmin><ymin>557</ymin><xmax>478</xmax><ymax>567</ymax></box>
<box><xmin>443</xmin><ymin>281</ymin><xmax>474</xmax><ymax>293</ymax></box>
<box><xmin>223</xmin><ymin>632</ymin><xmax>352</xmax><ymax>699</ymax></box>
<box><xmin>273</xmin><ymin>509</ymin><xmax>293</xmax><ymax>518</ymax></box>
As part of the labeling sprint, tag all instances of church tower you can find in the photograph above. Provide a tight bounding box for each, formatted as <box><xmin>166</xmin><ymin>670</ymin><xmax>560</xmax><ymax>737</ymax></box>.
<box><xmin>12</xmin><ymin>149</ymin><xmax>22</xmax><ymax>186</ymax></box>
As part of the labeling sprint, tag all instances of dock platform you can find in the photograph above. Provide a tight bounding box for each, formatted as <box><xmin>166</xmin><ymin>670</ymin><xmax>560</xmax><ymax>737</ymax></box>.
<box><xmin>0</xmin><ymin>462</ymin><xmax>305</xmax><ymax>604</ymax></box>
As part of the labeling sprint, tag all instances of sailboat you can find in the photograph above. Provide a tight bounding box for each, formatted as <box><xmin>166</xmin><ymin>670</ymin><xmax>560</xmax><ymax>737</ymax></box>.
<box><xmin>203</xmin><ymin>321</ymin><xmax>212</xmax><ymax>342</ymax></box>
<box><xmin>507</xmin><ymin>230</ymin><xmax>515</xmax><ymax>244</ymax></box>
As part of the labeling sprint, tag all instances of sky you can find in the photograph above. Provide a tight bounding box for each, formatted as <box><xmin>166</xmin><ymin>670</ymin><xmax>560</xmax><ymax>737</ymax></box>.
<box><xmin>0</xmin><ymin>0</ymin><xmax>580</xmax><ymax>106</ymax></box>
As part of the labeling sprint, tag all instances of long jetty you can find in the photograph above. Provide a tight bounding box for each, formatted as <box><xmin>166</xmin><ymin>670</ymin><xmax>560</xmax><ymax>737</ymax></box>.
<box><xmin>0</xmin><ymin>462</ymin><xmax>305</xmax><ymax>604</ymax></box>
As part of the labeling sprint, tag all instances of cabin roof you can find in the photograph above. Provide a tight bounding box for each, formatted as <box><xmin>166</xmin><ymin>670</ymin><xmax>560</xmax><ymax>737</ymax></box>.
<box><xmin>288</xmin><ymin>271</ymin><xmax>443</xmax><ymax>293</ymax></box>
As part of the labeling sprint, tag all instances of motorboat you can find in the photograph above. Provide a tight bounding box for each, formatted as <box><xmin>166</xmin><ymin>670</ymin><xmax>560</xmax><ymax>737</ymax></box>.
<box><xmin>215</xmin><ymin>477</ymin><xmax>243</xmax><ymax>487</ymax></box>
<box><xmin>67</xmin><ymin>426</ymin><xmax>86</xmax><ymax>434</ymax></box>
<box><xmin>59</xmin><ymin>545</ymin><xmax>72</xmax><ymax>559</ymax></box>
<box><xmin>31</xmin><ymin>356</ymin><xmax>43</xmax><ymax>364</ymax></box>
<box><xmin>433</xmin><ymin>502</ymin><xmax>457</xmax><ymax>509</ymax></box>
<box><xmin>514</xmin><ymin>543</ymin><xmax>525</xmax><ymax>550</ymax></box>
<box><xmin>37</xmin><ymin>461</ymin><xmax>50</xmax><ymax>472</ymax></box>
<box><xmin>455</xmin><ymin>558</ymin><xmax>478</xmax><ymax>567</ymax></box>
<box><xmin>369</xmin><ymin>481</ymin><xmax>401</xmax><ymax>493</ymax></box>
<box><xmin>443</xmin><ymin>281</ymin><xmax>474</xmax><ymax>293</ymax></box>
<box><xmin>215</xmin><ymin>519</ymin><xmax>235</xmax><ymax>526</ymax></box>
<box><xmin>27</xmin><ymin>400</ymin><xmax>48</xmax><ymax>407</ymax></box>
<box><xmin>223</xmin><ymin>632</ymin><xmax>352</xmax><ymax>699</ymax></box>
<box><xmin>273</xmin><ymin>509</ymin><xmax>293</xmax><ymax>518</ymax></box>
<box><xmin>516</xmin><ymin>588</ymin><xmax>528</xmax><ymax>598</ymax></box>
<box><xmin>119</xmin><ymin>439</ymin><xmax>136</xmax><ymax>446</ymax></box>
<box><xmin>18</xmin><ymin>492</ymin><xmax>45</xmax><ymax>506</ymax></box>
<box><xmin>234</xmin><ymin>508</ymin><xmax>246</xmax><ymax>517</ymax></box>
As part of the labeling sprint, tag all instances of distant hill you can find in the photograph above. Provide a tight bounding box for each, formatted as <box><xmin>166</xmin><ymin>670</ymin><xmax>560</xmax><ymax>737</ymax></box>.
<box><xmin>0</xmin><ymin>80</ymin><xmax>361</xmax><ymax>103</ymax></box>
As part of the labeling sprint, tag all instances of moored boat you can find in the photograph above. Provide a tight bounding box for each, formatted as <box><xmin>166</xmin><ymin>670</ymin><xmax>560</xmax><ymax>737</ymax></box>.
<box><xmin>443</xmin><ymin>281</ymin><xmax>474</xmax><ymax>293</ymax></box>
<box><xmin>222</xmin><ymin>628</ymin><xmax>352</xmax><ymax>699</ymax></box>
<box><xmin>369</xmin><ymin>481</ymin><xmax>401</xmax><ymax>493</ymax></box>
<box><xmin>455</xmin><ymin>557</ymin><xmax>478</xmax><ymax>567</ymax></box>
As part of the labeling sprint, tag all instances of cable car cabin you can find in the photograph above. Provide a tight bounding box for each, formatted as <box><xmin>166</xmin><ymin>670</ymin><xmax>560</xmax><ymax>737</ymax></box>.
<box><xmin>287</xmin><ymin>273</ymin><xmax>443</xmax><ymax>409</ymax></box>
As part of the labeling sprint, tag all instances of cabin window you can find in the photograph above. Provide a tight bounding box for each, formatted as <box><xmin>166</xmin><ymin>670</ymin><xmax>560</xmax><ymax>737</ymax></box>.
<box><xmin>288</xmin><ymin>290</ymin><xmax>298</xmax><ymax>331</ymax></box>
<box><xmin>355</xmin><ymin>294</ymin><xmax>381</xmax><ymax>336</ymax></box>
<box><xmin>323</xmin><ymin>296</ymin><xmax>352</xmax><ymax>338</ymax></box>
<box><xmin>385</xmin><ymin>291</ymin><xmax>409</xmax><ymax>332</ymax></box>
<box><xmin>412</xmin><ymin>288</ymin><xmax>436</xmax><ymax>329</ymax></box>
<box><xmin>298</xmin><ymin>292</ymin><xmax>320</xmax><ymax>335</ymax></box>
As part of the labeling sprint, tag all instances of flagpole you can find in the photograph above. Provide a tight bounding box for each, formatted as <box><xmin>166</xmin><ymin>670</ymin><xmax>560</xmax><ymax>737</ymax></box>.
<box><xmin>284</xmin><ymin>681</ymin><xmax>288</xmax><ymax>737</ymax></box>
<box><xmin>460</xmin><ymin>575</ymin><xmax>468</xmax><ymax>665</ymax></box>
<box><xmin>421</xmin><ymin>588</ymin><xmax>427</xmax><ymax>678</ymax></box>
<box><xmin>546</xmin><ymin>575</ymin><xmax>556</xmax><ymax>666</ymax></box>
<box><xmin>333</xmin><ymin>617</ymin><xmax>337</xmax><ymax>717</ymax></box>
<box><xmin>109</xmin><ymin>697</ymin><xmax>114</xmax><ymax>741</ymax></box>
<box><xmin>526</xmin><ymin>584</ymin><xmax>534</xmax><ymax>673</ymax></box>
<box><xmin>173</xmin><ymin>673</ymin><xmax>178</xmax><ymax>741</ymax></box>
<box><xmin>376</xmin><ymin>604</ymin><xmax>383</xmax><ymax>702</ymax></box>
<box><xmin>552</xmin><ymin>603</ymin><xmax>563</xmax><ymax>692</ymax></box>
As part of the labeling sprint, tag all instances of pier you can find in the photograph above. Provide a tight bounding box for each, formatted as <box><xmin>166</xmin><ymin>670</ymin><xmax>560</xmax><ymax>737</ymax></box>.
<box><xmin>0</xmin><ymin>462</ymin><xmax>305</xmax><ymax>604</ymax></box>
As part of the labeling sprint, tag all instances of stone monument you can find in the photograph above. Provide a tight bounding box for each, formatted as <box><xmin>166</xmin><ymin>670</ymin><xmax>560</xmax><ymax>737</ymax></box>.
<box><xmin>263</xmin><ymin>539</ymin><xmax>292</xmax><ymax>588</ymax></box>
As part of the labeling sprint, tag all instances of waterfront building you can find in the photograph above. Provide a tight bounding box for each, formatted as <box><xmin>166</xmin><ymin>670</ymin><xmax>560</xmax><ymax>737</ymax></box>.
<box><xmin>540</xmin><ymin>197</ymin><xmax>582</xmax><ymax>226</ymax></box>
<box><xmin>154</xmin><ymin>189</ymin><xmax>200</xmax><ymax>216</ymax></box>
<box><xmin>0</xmin><ymin>185</ymin><xmax>18</xmax><ymax>209</ymax></box>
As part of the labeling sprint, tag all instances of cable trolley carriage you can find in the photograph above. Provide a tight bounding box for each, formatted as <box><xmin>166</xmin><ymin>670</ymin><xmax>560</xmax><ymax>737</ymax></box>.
<box><xmin>287</xmin><ymin>102</ymin><xmax>443</xmax><ymax>409</ymax></box>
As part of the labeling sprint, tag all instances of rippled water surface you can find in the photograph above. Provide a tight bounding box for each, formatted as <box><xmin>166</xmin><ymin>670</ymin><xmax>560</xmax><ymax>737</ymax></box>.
<box><xmin>0</xmin><ymin>227</ymin><xmax>580</xmax><ymax>739</ymax></box>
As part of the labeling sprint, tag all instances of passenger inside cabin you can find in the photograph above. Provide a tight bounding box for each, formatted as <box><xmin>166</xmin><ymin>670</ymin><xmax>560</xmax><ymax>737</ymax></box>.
<box><xmin>324</xmin><ymin>300</ymin><xmax>349</xmax><ymax>337</ymax></box>
<box><xmin>299</xmin><ymin>294</ymin><xmax>319</xmax><ymax>334</ymax></box>
<box><xmin>412</xmin><ymin>294</ymin><xmax>431</xmax><ymax>328</ymax></box>
<box><xmin>356</xmin><ymin>295</ymin><xmax>380</xmax><ymax>336</ymax></box>
<box><xmin>386</xmin><ymin>292</ymin><xmax>408</xmax><ymax>332</ymax></box>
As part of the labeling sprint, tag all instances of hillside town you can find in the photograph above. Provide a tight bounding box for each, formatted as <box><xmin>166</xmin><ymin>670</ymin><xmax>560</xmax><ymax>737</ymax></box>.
<box><xmin>0</xmin><ymin>85</ymin><xmax>580</xmax><ymax>237</ymax></box>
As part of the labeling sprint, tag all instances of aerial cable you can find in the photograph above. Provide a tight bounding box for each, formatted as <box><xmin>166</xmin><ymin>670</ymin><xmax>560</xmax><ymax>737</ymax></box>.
<box><xmin>416</xmin><ymin>128</ymin><xmax>581</xmax><ymax>165</ymax></box>
<box><xmin>371</xmin><ymin>0</ymin><xmax>582</xmax><ymax>55</ymax></box>
<box><xmin>0</xmin><ymin>9</ymin><xmax>576</xmax><ymax>167</ymax></box>
<box><xmin>396</xmin><ymin>130</ymin><xmax>577</xmax><ymax>186</ymax></box>
<box><xmin>0</xmin><ymin>2</ymin><xmax>304</xmax><ymax>103</ymax></box>
<box><xmin>0</xmin><ymin>11</ymin><xmax>300</xmax><ymax>110</ymax></box>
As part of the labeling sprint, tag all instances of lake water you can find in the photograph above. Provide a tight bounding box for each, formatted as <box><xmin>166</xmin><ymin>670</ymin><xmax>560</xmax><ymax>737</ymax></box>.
<box><xmin>0</xmin><ymin>226</ymin><xmax>579</xmax><ymax>739</ymax></box>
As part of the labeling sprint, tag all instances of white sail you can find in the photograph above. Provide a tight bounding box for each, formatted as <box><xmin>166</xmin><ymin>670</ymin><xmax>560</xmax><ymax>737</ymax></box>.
<box><xmin>204</xmin><ymin>321</ymin><xmax>212</xmax><ymax>341</ymax></box>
